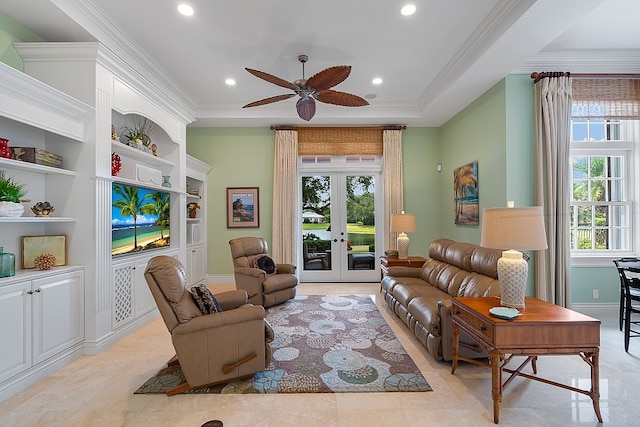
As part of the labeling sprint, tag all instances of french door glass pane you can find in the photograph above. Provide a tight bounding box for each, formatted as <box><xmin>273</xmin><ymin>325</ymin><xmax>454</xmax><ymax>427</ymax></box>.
<box><xmin>301</xmin><ymin>176</ymin><xmax>331</xmax><ymax>271</ymax></box>
<box><xmin>346</xmin><ymin>175</ymin><xmax>375</xmax><ymax>271</ymax></box>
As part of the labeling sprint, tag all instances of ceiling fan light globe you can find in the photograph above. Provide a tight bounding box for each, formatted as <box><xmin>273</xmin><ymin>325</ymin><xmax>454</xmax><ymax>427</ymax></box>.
<box><xmin>296</xmin><ymin>97</ymin><xmax>316</xmax><ymax>121</ymax></box>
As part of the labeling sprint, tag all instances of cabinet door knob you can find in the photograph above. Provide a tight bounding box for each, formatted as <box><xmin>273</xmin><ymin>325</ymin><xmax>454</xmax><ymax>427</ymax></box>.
<box><xmin>34</xmin><ymin>288</ymin><xmax>41</xmax><ymax>293</ymax></box>
<box><xmin>27</xmin><ymin>290</ymin><xmax>33</xmax><ymax>295</ymax></box>
<box><xmin>480</xmin><ymin>325</ymin><xmax>486</xmax><ymax>332</ymax></box>
<box><xmin>454</xmin><ymin>309</ymin><xmax>460</xmax><ymax>315</ymax></box>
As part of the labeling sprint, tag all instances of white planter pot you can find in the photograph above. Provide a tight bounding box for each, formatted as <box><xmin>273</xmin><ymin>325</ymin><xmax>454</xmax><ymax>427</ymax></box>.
<box><xmin>0</xmin><ymin>201</ymin><xmax>25</xmax><ymax>217</ymax></box>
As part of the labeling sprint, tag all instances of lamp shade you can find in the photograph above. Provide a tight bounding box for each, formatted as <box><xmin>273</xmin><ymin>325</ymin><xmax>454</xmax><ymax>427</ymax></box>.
<box><xmin>480</xmin><ymin>206</ymin><xmax>547</xmax><ymax>251</ymax></box>
<box><xmin>390</xmin><ymin>213</ymin><xmax>416</xmax><ymax>233</ymax></box>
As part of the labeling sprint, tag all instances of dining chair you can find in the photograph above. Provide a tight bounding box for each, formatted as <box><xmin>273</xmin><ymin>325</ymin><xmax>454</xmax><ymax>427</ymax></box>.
<box><xmin>619</xmin><ymin>267</ymin><xmax>640</xmax><ymax>351</ymax></box>
<box><xmin>613</xmin><ymin>258</ymin><xmax>640</xmax><ymax>331</ymax></box>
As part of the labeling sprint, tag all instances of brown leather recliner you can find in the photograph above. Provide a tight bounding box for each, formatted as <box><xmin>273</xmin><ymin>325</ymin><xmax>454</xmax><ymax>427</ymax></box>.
<box><xmin>144</xmin><ymin>255</ymin><xmax>272</xmax><ymax>395</ymax></box>
<box><xmin>229</xmin><ymin>237</ymin><xmax>298</xmax><ymax>307</ymax></box>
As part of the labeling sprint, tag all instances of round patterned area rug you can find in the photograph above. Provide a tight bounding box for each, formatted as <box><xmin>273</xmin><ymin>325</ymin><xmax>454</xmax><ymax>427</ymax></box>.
<box><xmin>135</xmin><ymin>294</ymin><xmax>431</xmax><ymax>394</ymax></box>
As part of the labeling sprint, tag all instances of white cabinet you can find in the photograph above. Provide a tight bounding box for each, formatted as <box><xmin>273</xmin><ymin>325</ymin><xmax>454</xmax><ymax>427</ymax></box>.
<box><xmin>186</xmin><ymin>155</ymin><xmax>212</xmax><ymax>286</ymax></box>
<box><xmin>0</xmin><ymin>281</ymin><xmax>31</xmax><ymax>383</ymax></box>
<box><xmin>32</xmin><ymin>271</ymin><xmax>84</xmax><ymax>364</ymax></box>
<box><xmin>186</xmin><ymin>244</ymin><xmax>206</xmax><ymax>285</ymax></box>
<box><xmin>112</xmin><ymin>251</ymin><xmax>177</xmax><ymax>329</ymax></box>
<box><xmin>0</xmin><ymin>269</ymin><xmax>83</xmax><ymax>384</ymax></box>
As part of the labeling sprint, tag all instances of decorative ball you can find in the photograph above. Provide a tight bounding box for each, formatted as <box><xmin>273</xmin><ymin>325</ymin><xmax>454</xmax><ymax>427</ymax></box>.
<box><xmin>111</xmin><ymin>152</ymin><xmax>122</xmax><ymax>176</ymax></box>
<box><xmin>34</xmin><ymin>253</ymin><xmax>56</xmax><ymax>270</ymax></box>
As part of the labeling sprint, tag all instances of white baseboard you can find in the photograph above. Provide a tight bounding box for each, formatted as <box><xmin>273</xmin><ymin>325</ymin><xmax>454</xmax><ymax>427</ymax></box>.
<box><xmin>570</xmin><ymin>302</ymin><xmax>617</xmax><ymax>318</ymax></box>
<box><xmin>207</xmin><ymin>274</ymin><xmax>234</xmax><ymax>284</ymax></box>
<box><xmin>83</xmin><ymin>309</ymin><xmax>159</xmax><ymax>355</ymax></box>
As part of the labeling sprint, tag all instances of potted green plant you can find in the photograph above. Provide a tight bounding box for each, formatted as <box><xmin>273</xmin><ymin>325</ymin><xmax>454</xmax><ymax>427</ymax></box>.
<box><xmin>0</xmin><ymin>170</ymin><xmax>27</xmax><ymax>217</ymax></box>
<box><xmin>121</xmin><ymin>115</ymin><xmax>154</xmax><ymax>151</ymax></box>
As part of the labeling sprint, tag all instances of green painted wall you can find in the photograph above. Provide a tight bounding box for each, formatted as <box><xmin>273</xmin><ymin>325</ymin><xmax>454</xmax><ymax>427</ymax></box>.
<box><xmin>439</xmin><ymin>79</ymin><xmax>508</xmax><ymax>243</ymax></box>
<box><xmin>186</xmin><ymin>126</ymin><xmax>443</xmax><ymax>275</ymax></box>
<box><xmin>0</xmin><ymin>12</ymin><xmax>44</xmax><ymax>69</ymax></box>
<box><xmin>401</xmin><ymin>127</ymin><xmax>442</xmax><ymax>257</ymax></box>
<box><xmin>186</xmin><ymin>128</ymin><xmax>274</xmax><ymax>274</ymax></box>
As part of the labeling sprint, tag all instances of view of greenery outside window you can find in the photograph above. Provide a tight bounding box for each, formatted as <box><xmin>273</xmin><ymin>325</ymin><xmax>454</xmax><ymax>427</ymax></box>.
<box><xmin>570</xmin><ymin>115</ymin><xmax>635</xmax><ymax>254</ymax></box>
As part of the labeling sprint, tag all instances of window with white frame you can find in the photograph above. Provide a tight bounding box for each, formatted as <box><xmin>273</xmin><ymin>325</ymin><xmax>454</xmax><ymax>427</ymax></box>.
<box><xmin>569</xmin><ymin>117</ymin><xmax>637</xmax><ymax>254</ymax></box>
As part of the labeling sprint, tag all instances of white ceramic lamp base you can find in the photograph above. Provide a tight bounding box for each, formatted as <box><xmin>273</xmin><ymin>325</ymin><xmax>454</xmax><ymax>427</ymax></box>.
<box><xmin>397</xmin><ymin>232</ymin><xmax>410</xmax><ymax>259</ymax></box>
<box><xmin>497</xmin><ymin>250</ymin><xmax>528</xmax><ymax>308</ymax></box>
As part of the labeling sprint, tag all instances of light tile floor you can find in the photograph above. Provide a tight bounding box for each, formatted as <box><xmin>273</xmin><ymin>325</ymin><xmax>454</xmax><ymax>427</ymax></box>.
<box><xmin>1</xmin><ymin>282</ymin><xmax>639</xmax><ymax>426</ymax></box>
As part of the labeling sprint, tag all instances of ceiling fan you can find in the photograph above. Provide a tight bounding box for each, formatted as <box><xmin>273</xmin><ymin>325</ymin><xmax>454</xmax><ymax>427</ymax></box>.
<box><xmin>243</xmin><ymin>55</ymin><xmax>369</xmax><ymax>121</ymax></box>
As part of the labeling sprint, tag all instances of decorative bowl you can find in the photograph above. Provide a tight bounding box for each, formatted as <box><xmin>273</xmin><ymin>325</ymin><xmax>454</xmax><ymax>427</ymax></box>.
<box><xmin>31</xmin><ymin>201</ymin><xmax>55</xmax><ymax>216</ymax></box>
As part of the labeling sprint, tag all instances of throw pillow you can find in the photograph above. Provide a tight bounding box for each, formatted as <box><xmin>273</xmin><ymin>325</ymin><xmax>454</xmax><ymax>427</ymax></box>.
<box><xmin>190</xmin><ymin>284</ymin><xmax>223</xmax><ymax>315</ymax></box>
<box><xmin>256</xmin><ymin>255</ymin><xmax>277</xmax><ymax>274</ymax></box>
<box><xmin>264</xmin><ymin>319</ymin><xmax>275</xmax><ymax>343</ymax></box>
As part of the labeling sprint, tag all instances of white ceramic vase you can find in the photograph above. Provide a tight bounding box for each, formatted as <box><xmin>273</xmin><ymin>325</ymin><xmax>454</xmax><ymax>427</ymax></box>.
<box><xmin>0</xmin><ymin>201</ymin><xmax>25</xmax><ymax>217</ymax></box>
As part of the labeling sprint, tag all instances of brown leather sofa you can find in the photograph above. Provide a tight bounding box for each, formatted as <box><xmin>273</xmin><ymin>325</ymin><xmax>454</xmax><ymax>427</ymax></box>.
<box><xmin>380</xmin><ymin>238</ymin><xmax>503</xmax><ymax>361</ymax></box>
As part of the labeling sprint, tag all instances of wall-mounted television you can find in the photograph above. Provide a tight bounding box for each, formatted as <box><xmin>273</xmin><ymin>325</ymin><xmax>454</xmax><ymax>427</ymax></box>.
<box><xmin>112</xmin><ymin>183</ymin><xmax>171</xmax><ymax>257</ymax></box>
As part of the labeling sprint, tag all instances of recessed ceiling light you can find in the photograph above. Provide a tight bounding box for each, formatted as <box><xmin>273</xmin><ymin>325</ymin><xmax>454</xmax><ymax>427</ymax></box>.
<box><xmin>177</xmin><ymin>3</ymin><xmax>194</xmax><ymax>16</ymax></box>
<box><xmin>401</xmin><ymin>4</ymin><xmax>416</xmax><ymax>16</ymax></box>
<box><xmin>372</xmin><ymin>77</ymin><xmax>383</xmax><ymax>85</ymax></box>
<box><xmin>225</xmin><ymin>78</ymin><xmax>236</xmax><ymax>86</ymax></box>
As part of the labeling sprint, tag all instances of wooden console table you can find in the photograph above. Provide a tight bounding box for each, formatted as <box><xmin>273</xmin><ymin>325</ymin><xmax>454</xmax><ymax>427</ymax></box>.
<box><xmin>450</xmin><ymin>296</ymin><xmax>602</xmax><ymax>424</ymax></box>
<box><xmin>380</xmin><ymin>255</ymin><xmax>426</xmax><ymax>278</ymax></box>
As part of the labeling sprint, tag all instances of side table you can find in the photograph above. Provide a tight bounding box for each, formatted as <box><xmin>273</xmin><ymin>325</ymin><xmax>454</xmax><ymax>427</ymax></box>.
<box><xmin>380</xmin><ymin>255</ymin><xmax>426</xmax><ymax>279</ymax></box>
<box><xmin>450</xmin><ymin>296</ymin><xmax>602</xmax><ymax>424</ymax></box>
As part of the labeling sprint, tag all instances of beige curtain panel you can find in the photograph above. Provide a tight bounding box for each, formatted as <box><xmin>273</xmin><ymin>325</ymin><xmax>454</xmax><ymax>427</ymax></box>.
<box><xmin>383</xmin><ymin>129</ymin><xmax>404</xmax><ymax>251</ymax></box>
<box><xmin>272</xmin><ymin>130</ymin><xmax>298</xmax><ymax>264</ymax></box>
<box><xmin>534</xmin><ymin>76</ymin><xmax>572</xmax><ymax>307</ymax></box>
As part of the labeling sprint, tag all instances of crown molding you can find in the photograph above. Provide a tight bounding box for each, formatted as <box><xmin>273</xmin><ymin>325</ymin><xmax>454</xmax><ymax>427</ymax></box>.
<box><xmin>51</xmin><ymin>0</ymin><xmax>195</xmax><ymax>123</ymax></box>
<box><xmin>416</xmin><ymin>0</ymin><xmax>536</xmax><ymax>111</ymax></box>
<box><xmin>0</xmin><ymin>61</ymin><xmax>93</xmax><ymax>142</ymax></box>
<box><xmin>512</xmin><ymin>50</ymin><xmax>640</xmax><ymax>74</ymax></box>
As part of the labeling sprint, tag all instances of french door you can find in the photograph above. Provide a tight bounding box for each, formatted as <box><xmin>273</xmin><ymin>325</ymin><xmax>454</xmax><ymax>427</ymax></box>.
<box><xmin>299</xmin><ymin>171</ymin><xmax>382</xmax><ymax>282</ymax></box>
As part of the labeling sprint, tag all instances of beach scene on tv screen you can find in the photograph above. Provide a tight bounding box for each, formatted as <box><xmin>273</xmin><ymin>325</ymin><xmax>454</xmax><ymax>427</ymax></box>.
<box><xmin>112</xmin><ymin>183</ymin><xmax>170</xmax><ymax>256</ymax></box>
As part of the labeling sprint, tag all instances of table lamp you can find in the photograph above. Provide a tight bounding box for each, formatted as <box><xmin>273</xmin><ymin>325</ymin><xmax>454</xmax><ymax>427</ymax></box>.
<box><xmin>391</xmin><ymin>211</ymin><xmax>416</xmax><ymax>259</ymax></box>
<box><xmin>480</xmin><ymin>205</ymin><xmax>547</xmax><ymax>308</ymax></box>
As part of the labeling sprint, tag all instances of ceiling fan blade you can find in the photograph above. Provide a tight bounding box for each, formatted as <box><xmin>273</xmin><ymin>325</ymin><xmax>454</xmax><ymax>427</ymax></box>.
<box><xmin>243</xmin><ymin>93</ymin><xmax>295</xmax><ymax>108</ymax></box>
<box><xmin>305</xmin><ymin>66</ymin><xmax>351</xmax><ymax>91</ymax></box>
<box><xmin>314</xmin><ymin>90</ymin><xmax>369</xmax><ymax>107</ymax></box>
<box><xmin>245</xmin><ymin>68</ymin><xmax>299</xmax><ymax>91</ymax></box>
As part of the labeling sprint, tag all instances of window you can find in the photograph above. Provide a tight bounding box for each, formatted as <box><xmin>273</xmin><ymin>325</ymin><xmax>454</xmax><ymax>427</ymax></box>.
<box><xmin>569</xmin><ymin>118</ymin><xmax>637</xmax><ymax>255</ymax></box>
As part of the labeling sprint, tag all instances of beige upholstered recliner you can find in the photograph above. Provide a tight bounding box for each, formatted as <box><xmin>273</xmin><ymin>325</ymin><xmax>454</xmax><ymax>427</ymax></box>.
<box><xmin>229</xmin><ymin>237</ymin><xmax>298</xmax><ymax>307</ymax></box>
<box><xmin>144</xmin><ymin>255</ymin><xmax>272</xmax><ymax>395</ymax></box>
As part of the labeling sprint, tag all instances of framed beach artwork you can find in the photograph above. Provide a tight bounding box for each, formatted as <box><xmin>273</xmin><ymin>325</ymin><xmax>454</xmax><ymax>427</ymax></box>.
<box><xmin>454</xmin><ymin>160</ymin><xmax>479</xmax><ymax>225</ymax></box>
<box><xmin>227</xmin><ymin>187</ymin><xmax>259</xmax><ymax>228</ymax></box>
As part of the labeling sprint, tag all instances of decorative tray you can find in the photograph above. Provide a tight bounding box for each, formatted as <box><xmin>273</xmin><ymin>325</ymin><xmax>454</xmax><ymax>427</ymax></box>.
<box><xmin>489</xmin><ymin>307</ymin><xmax>521</xmax><ymax>320</ymax></box>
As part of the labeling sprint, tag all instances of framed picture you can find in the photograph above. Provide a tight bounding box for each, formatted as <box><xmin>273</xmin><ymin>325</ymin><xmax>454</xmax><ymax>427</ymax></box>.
<box><xmin>226</xmin><ymin>187</ymin><xmax>259</xmax><ymax>228</ymax></box>
<box><xmin>454</xmin><ymin>160</ymin><xmax>479</xmax><ymax>225</ymax></box>
<box><xmin>22</xmin><ymin>235</ymin><xmax>67</xmax><ymax>269</ymax></box>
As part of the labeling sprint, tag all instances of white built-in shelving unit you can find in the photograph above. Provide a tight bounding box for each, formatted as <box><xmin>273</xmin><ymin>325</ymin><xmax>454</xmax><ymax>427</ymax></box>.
<box><xmin>0</xmin><ymin>42</ymin><xmax>196</xmax><ymax>402</ymax></box>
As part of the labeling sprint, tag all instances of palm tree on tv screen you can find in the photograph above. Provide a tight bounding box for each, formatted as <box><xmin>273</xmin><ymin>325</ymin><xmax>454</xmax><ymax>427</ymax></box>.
<box><xmin>113</xmin><ymin>184</ymin><xmax>145</xmax><ymax>249</ymax></box>
<box><xmin>142</xmin><ymin>191</ymin><xmax>170</xmax><ymax>240</ymax></box>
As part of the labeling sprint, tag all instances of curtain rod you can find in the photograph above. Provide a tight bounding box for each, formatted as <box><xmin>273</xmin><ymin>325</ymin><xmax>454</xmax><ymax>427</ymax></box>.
<box><xmin>270</xmin><ymin>125</ymin><xmax>407</xmax><ymax>131</ymax></box>
<box><xmin>531</xmin><ymin>72</ymin><xmax>640</xmax><ymax>83</ymax></box>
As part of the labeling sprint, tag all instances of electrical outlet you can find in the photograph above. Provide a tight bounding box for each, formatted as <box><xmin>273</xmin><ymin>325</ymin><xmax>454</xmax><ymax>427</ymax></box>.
<box><xmin>592</xmin><ymin>289</ymin><xmax>599</xmax><ymax>299</ymax></box>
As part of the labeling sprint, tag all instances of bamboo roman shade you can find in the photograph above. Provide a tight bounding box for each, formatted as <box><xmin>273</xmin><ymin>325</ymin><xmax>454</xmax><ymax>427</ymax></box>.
<box><xmin>297</xmin><ymin>127</ymin><xmax>383</xmax><ymax>155</ymax></box>
<box><xmin>572</xmin><ymin>79</ymin><xmax>640</xmax><ymax>119</ymax></box>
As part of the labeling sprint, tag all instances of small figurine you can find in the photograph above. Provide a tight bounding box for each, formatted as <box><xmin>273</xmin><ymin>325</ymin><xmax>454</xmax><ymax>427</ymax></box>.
<box><xmin>151</xmin><ymin>143</ymin><xmax>158</xmax><ymax>156</ymax></box>
<box><xmin>111</xmin><ymin>125</ymin><xmax>119</xmax><ymax>141</ymax></box>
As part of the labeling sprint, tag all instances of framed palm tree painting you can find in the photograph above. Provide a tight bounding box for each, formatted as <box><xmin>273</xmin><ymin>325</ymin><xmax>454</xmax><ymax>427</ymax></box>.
<box><xmin>454</xmin><ymin>161</ymin><xmax>479</xmax><ymax>225</ymax></box>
